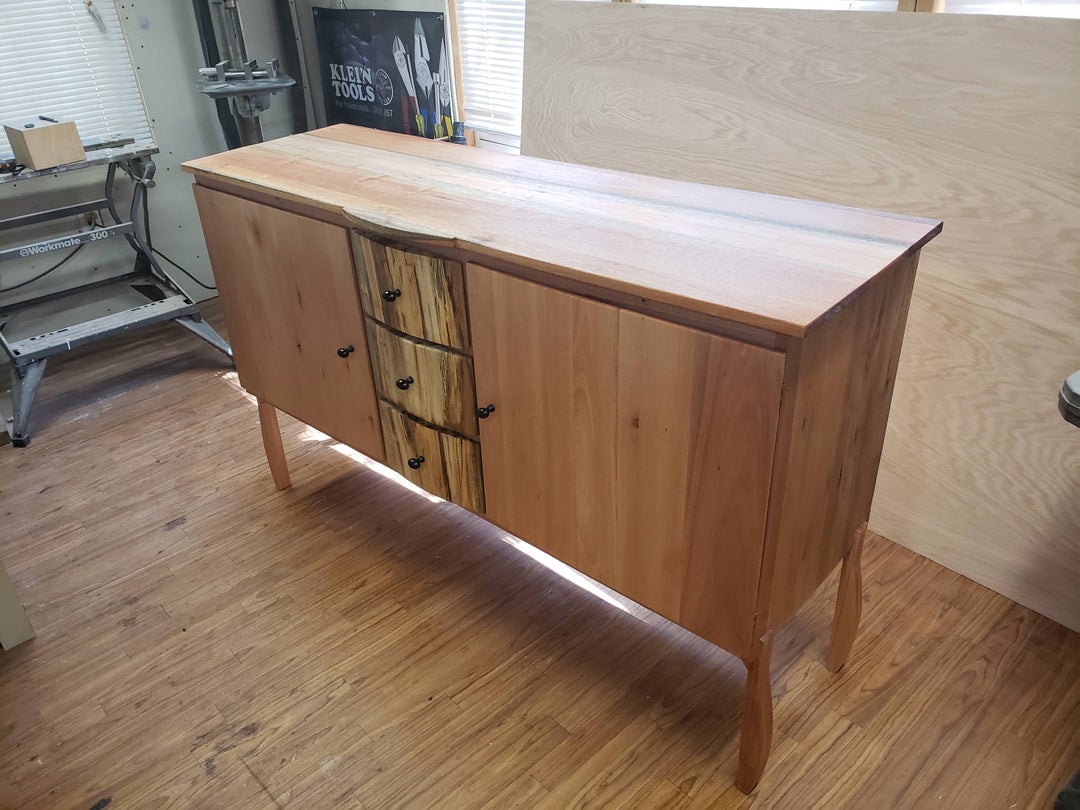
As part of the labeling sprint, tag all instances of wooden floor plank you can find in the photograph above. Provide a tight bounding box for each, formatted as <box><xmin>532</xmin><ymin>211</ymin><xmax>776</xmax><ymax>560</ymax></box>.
<box><xmin>1</xmin><ymin>305</ymin><xmax>1077</xmax><ymax>807</ymax></box>
<box><xmin>477</xmin><ymin>772</ymin><xmax>550</xmax><ymax>809</ymax></box>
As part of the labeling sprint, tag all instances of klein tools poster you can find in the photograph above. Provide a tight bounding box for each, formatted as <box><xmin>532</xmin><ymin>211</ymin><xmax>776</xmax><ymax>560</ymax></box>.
<box><xmin>313</xmin><ymin>6</ymin><xmax>455</xmax><ymax>139</ymax></box>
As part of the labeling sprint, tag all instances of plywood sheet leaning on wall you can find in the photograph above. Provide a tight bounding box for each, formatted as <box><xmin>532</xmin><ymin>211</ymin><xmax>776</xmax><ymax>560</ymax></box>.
<box><xmin>522</xmin><ymin>3</ymin><xmax>1080</xmax><ymax>631</ymax></box>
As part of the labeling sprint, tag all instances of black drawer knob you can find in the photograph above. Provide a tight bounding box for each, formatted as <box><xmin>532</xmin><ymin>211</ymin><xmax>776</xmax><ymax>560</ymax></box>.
<box><xmin>396</xmin><ymin>376</ymin><xmax>415</xmax><ymax>391</ymax></box>
<box><xmin>337</xmin><ymin>345</ymin><xmax>355</xmax><ymax>358</ymax></box>
<box><xmin>407</xmin><ymin>455</ymin><xmax>425</xmax><ymax>469</ymax></box>
<box><xmin>476</xmin><ymin>403</ymin><xmax>496</xmax><ymax>419</ymax></box>
<box><xmin>382</xmin><ymin>288</ymin><xmax>402</xmax><ymax>302</ymax></box>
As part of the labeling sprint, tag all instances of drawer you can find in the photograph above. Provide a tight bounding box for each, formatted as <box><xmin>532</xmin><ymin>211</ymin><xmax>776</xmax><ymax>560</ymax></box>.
<box><xmin>353</xmin><ymin>235</ymin><xmax>470</xmax><ymax>350</ymax></box>
<box><xmin>366</xmin><ymin>319</ymin><xmax>479</xmax><ymax>436</ymax></box>
<box><xmin>379</xmin><ymin>401</ymin><xmax>485</xmax><ymax>513</ymax></box>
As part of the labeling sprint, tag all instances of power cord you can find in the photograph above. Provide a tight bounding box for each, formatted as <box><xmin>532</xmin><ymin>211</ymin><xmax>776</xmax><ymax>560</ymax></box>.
<box><xmin>141</xmin><ymin>186</ymin><xmax>217</xmax><ymax>291</ymax></box>
<box><xmin>152</xmin><ymin>246</ymin><xmax>217</xmax><ymax>291</ymax></box>
<box><xmin>0</xmin><ymin>175</ymin><xmax>219</xmax><ymax>295</ymax></box>
<box><xmin>0</xmin><ymin>242</ymin><xmax>85</xmax><ymax>293</ymax></box>
<box><xmin>0</xmin><ymin>217</ymin><xmax>107</xmax><ymax>293</ymax></box>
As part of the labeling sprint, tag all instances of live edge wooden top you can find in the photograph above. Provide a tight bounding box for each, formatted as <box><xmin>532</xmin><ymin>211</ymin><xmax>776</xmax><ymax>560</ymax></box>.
<box><xmin>182</xmin><ymin>125</ymin><xmax>941</xmax><ymax>337</ymax></box>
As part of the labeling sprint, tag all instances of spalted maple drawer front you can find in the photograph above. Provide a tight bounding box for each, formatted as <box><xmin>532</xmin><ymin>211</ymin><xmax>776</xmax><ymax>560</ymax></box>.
<box><xmin>365</xmin><ymin>319</ymin><xmax>479</xmax><ymax>436</ymax></box>
<box><xmin>352</xmin><ymin>234</ymin><xmax>471</xmax><ymax>350</ymax></box>
<box><xmin>378</xmin><ymin>401</ymin><xmax>449</xmax><ymax>499</ymax></box>
<box><xmin>378</xmin><ymin>401</ymin><xmax>485</xmax><ymax>512</ymax></box>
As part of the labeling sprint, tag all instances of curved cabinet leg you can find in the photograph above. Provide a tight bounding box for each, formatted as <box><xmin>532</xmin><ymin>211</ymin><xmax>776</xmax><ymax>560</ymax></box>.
<box><xmin>736</xmin><ymin>630</ymin><xmax>774</xmax><ymax>794</ymax></box>
<box><xmin>827</xmin><ymin>522</ymin><xmax>866</xmax><ymax>673</ymax></box>
<box><xmin>257</xmin><ymin>398</ymin><xmax>291</xmax><ymax>490</ymax></box>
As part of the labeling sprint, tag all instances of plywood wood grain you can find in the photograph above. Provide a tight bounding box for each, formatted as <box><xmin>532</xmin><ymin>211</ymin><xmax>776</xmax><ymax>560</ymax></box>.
<box><xmin>521</xmin><ymin>3</ymin><xmax>1080</xmax><ymax>630</ymax></box>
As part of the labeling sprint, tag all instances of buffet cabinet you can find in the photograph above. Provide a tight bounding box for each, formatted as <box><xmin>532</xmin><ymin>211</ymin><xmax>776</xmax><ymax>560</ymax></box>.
<box><xmin>185</xmin><ymin>126</ymin><xmax>940</xmax><ymax>792</ymax></box>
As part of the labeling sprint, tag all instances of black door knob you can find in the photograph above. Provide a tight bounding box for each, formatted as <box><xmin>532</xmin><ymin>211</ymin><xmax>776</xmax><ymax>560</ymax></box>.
<box><xmin>476</xmin><ymin>403</ymin><xmax>496</xmax><ymax>419</ymax></box>
<box><xmin>337</xmin><ymin>345</ymin><xmax>355</xmax><ymax>358</ymax></box>
<box><xmin>407</xmin><ymin>455</ymin><xmax>425</xmax><ymax>469</ymax></box>
<box><xmin>396</xmin><ymin>376</ymin><xmax>415</xmax><ymax>391</ymax></box>
<box><xmin>382</xmin><ymin>288</ymin><xmax>402</xmax><ymax>302</ymax></box>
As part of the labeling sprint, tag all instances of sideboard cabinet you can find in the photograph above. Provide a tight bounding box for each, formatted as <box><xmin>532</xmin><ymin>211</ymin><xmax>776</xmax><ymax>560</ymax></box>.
<box><xmin>185</xmin><ymin>125</ymin><xmax>941</xmax><ymax>792</ymax></box>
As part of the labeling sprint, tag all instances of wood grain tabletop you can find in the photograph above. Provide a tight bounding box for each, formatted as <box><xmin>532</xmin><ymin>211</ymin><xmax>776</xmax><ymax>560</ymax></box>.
<box><xmin>183</xmin><ymin>125</ymin><xmax>941</xmax><ymax>337</ymax></box>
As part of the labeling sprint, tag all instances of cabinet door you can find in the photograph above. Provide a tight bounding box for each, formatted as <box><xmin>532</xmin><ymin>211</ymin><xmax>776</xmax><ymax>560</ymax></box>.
<box><xmin>467</xmin><ymin>265</ymin><xmax>619</xmax><ymax>570</ymax></box>
<box><xmin>615</xmin><ymin>310</ymin><xmax>784</xmax><ymax>656</ymax></box>
<box><xmin>468</xmin><ymin>265</ymin><xmax>784</xmax><ymax>657</ymax></box>
<box><xmin>193</xmin><ymin>186</ymin><xmax>383</xmax><ymax>459</ymax></box>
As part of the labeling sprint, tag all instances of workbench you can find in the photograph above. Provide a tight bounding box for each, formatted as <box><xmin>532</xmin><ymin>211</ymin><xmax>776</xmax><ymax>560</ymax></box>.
<box><xmin>183</xmin><ymin>125</ymin><xmax>941</xmax><ymax>791</ymax></box>
<box><xmin>0</xmin><ymin>139</ymin><xmax>231</xmax><ymax>446</ymax></box>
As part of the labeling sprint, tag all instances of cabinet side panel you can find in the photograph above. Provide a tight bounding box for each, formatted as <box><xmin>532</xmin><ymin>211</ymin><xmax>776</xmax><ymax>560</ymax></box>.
<box><xmin>192</xmin><ymin>185</ymin><xmax>384</xmax><ymax>459</ymax></box>
<box><xmin>617</xmin><ymin>312</ymin><xmax>783</xmax><ymax>655</ymax></box>
<box><xmin>467</xmin><ymin>264</ymin><xmax>618</xmax><ymax>572</ymax></box>
<box><xmin>766</xmin><ymin>254</ymin><xmax>919</xmax><ymax>627</ymax></box>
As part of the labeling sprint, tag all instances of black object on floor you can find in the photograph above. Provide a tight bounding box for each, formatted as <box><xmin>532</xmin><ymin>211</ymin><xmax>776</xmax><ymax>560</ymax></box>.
<box><xmin>1057</xmin><ymin>769</ymin><xmax>1080</xmax><ymax>810</ymax></box>
<box><xmin>1060</xmin><ymin>371</ymin><xmax>1080</xmax><ymax>428</ymax></box>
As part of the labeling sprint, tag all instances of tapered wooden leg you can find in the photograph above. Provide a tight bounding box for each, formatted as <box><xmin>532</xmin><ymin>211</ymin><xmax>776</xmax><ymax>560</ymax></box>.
<box><xmin>736</xmin><ymin>630</ymin><xmax>774</xmax><ymax>794</ymax></box>
<box><xmin>827</xmin><ymin>522</ymin><xmax>866</xmax><ymax>673</ymax></box>
<box><xmin>257</xmin><ymin>398</ymin><xmax>291</xmax><ymax>490</ymax></box>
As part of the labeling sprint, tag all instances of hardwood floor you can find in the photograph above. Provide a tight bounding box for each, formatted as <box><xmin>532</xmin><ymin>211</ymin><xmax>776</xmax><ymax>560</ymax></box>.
<box><xmin>1</xmin><ymin>305</ymin><xmax>1077</xmax><ymax>809</ymax></box>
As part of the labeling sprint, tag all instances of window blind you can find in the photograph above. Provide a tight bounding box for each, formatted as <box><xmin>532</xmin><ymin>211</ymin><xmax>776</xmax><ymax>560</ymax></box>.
<box><xmin>456</xmin><ymin>0</ymin><xmax>526</xmax><ymax>136</ymax></box>
<box><xmin>0</xmin><ymin>0</ymin><xmax>153</xmax><ymax>156</ymax></box>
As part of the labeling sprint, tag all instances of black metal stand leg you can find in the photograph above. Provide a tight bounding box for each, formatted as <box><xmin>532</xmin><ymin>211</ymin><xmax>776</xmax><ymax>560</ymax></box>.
<box><xmin>1</xmin><ymin>148</ymin><xmax>232</xmax><ymax>451</ymax></box>
<box><xmin>121</xmin><ymin>157</ymin><xmax>233</xmax><ymax>362</ymax></box>
<box><xmin>10</xmin><ymin>359</ymin><xmax>47</xmax><ymax>448</ymax></box>
<box><xmin>175</xmin><ymin>315</ymin><xmax>233</xmax><ymax>360</ymax></box>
